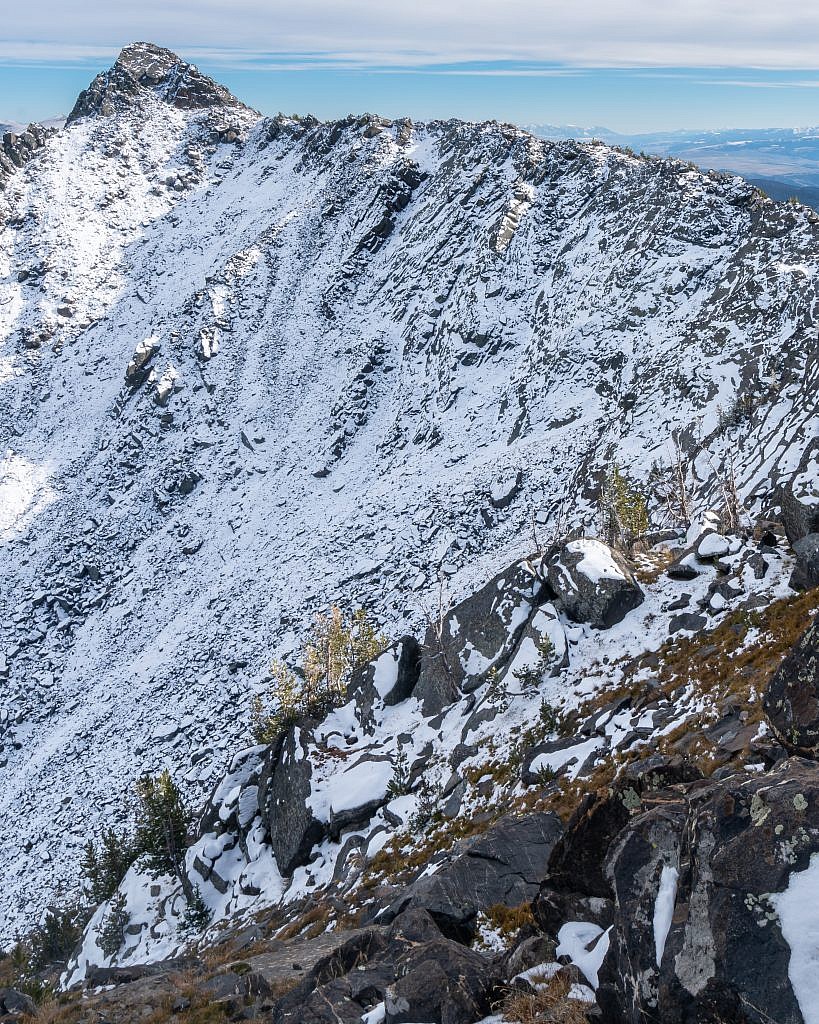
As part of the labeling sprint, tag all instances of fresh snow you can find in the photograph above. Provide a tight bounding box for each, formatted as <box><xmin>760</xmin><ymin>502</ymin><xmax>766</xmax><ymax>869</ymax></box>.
<box><xmin>556</xmin><ymin>921</ymin><xmax>612</xmax><ymax>989</ymax></box>
<box><xmin>567</xmin><ymin>539</ymin><xmax>626</xmax><ymax>583</ymax></box>
<box><xmin>1</xmin><ymin>54</ymin><xmax>818</xmax><ymax>942</ymax></box>
<box><xmin>653</xmin><ymin>864</ymin><xmax>679</xmax><ymax>967</ymax></box>
<box><xmin>772</xmin><ymin>852</ymin><xmax>819</xmax><ymax>1024</ymax></box>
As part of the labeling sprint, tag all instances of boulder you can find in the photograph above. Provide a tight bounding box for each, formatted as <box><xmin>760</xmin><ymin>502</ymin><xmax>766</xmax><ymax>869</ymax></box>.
<box><xmin>763</xmin><ymin>613</ymin><xmax>819</xmax><ymax>756</ymax></box>
<box><xmin>125</xmin><ymin>336</ymin><xmax>160</xmax><ymax>383</ymax></box>
<box><xmin>790</xmin><ymin>533</ymin><xmax>819</xmax><ymax>591</ymax></box>
<box><xmin>383</xmin><ymin>812</ymin><xmax>563</xmax><ymax>942</ymax></box>
<box><xmin>261</xmin><ymin>725</ymin><xmax>326</xmax><ymax>875</ymax></box>
<box><xmin>414</xmin><ymin>559</ymin><xmax>544</xmax><ymax>715</ymax></box>
<box><xmin>778</xmin><ymin>476</ymin><xmax>819</xmax><ymax>544</ymax></box>
<box><xmin>0</xmin><ymin>988</ymin><xmax>37</xmax><ymax>1017</ymax></box>
<box><xmin>384</xmin><ymin>938</ymin><xmax>499</xmax><ymax>1024</ymax></box>
<box><xmin>546</xmin><ymin>538</ymin><xmax>644</xmax><ymax>629</ymax></box>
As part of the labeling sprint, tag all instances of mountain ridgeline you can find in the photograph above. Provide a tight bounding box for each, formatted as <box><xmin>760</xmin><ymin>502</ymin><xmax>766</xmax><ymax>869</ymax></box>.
<box><xmin>1</xmin><ymin>42</ymin><xmax>819</xmax><ymax>1024</ymax></box>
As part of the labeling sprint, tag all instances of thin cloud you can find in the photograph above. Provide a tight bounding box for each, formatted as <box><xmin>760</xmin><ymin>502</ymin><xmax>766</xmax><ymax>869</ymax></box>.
<box><xmin>5</xmin><ymin>0</ymin><xmax>819</xmax><ymax>69</ymax></box>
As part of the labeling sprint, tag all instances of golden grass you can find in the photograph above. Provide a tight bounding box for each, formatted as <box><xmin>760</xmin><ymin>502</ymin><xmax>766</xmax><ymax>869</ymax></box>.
<box><xmin>502</xmin><ymin>971</ymin><xmax>592</xmax><ymax>1023</ymax></box>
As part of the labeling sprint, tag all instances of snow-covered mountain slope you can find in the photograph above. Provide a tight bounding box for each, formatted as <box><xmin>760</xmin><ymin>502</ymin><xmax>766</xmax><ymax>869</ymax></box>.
<box><xmin>1</xmin><ymin>43</ymin><xmax>818</xmax><ymax>942</ymax></box>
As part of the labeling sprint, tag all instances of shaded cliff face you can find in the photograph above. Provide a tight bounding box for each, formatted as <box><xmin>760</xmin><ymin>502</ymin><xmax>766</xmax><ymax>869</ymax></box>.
<box><xmin>0</xmin><ymin>42</ymin><xmax>818</xmax><ymax>940</ymax></box>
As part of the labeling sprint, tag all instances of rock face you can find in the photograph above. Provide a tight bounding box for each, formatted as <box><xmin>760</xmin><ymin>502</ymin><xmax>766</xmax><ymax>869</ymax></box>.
<box><xmin>261</xmin><ymin>725</ymin><xmax>325</xmax><ymax>876</ymax></box>
<box><xmin>347</xmin><ymin>637</ymin><xmax>421</xmax><ymax>730</ymax></box>
<box><xmin>384</xmin><ymin>812</ymin><xmax>563</xmax><ymax>941</ymax></box>
<box><xmin>764</xmin><ymin>613</ymin><xmax>819</xmax><ymax>756</ymax></box>
<box><xmin>414</xmin><ymin>560</ymin><xmax>544</xmax><ymax>714</ymax></box>
<box><xmin>535</xmin><ymin>757</ymin><xmax>819</xmax><ymax>1024</ymax></box>
<box><xmin>790</xmin><ymin>534</ymin><xmax>819</xmax><ymax>591</ymax></box>
<box><xmin>68</xmin><ymin>41</ymin><xmax>248</xmax><ymax>123</ymax></box>
<box><xmin>0</xmin><ymin>123</ymin><xmax>51</xmax><ymax>181</ymax></box>
<box><xmin>546</xmin><ymin>538</ymin><xmax>644</xmax><ymax>628</ymax></box>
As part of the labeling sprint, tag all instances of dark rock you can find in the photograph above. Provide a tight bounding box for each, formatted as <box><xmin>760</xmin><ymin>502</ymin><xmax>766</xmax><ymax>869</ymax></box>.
<box><xmin>384</xmin><ymin>938</ymin><xmax>499</xmax><ymax>1024</ymax></box>
<box><xmin>382</xmin><ymin>812</ymin><xmax>563</xmax><ymax>942</ymax></box>
<box><xmin>68</xmin><ymin>42</ymin><xmax>247</xmax><ymax>124</ymax></box>
<box><xmin>347</xmin><ymin>637</ymin><xmax>421</xmax><ymax>730</ymax></box>
<box><xmin>778</xmin><ymin>480</ymin><xmax>819</xmax><ymax>544</ymax></box>
<box><xmin>414</xmin><ymin>559</ymin><xmax>543</xmax><ymax>715</ymax></box>
<box><xmin>262</xmin><ymin>724</ymin><xmax>326</xmax><ymax>875</ymax></box>
<box><xmin>667</xmin><ymin>552</ymin><xmax>700</xmax><ymax>580</ymax></box>
<box><xmin>668</xmin><ymin>611</ymin><xmax>707</xmax><ymax>634</ymax></box>
<box><xmin>541</xmin><ymin>755</ymin><xmax>701</xmax><ymax>901</ymax></box>
<box><xmin>790</xmin><ymin>533</ymin><xmax>819</xmax><ymax>591</ymax></box>
<box><xmin>763</xmin><ymin>613</ymin><xmax>819</xmax><ymax>756</ymax></box>
<box><xmin>546</xmin><ymin>538</ymin><xmax>644</xmax><ymax>628</ymax></box>
<box><xmin>0</xmin><ymin>989</ymin><xmax>37</xmax><ymax>1016</ymax></box>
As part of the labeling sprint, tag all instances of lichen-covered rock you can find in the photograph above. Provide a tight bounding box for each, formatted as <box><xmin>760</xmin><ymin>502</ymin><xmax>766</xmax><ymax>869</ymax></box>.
<box><xmin>538</xmin><ymin>757</ymin><xmax>819</xmax><ymax>1024</ymax></box>
<box><xmin>546</xmin><ymin>538</ymin><xmax>644</xmax><ymax>629</ymax></box>
<box><xmin>414</xmin><ymin>559</ymin><xmax>544</xmax><ymax>715</ymax></box>
<box><xmin>763</xmin><ymin>613</ymin><xmax>819</xmax><ymax>756</ymax></box>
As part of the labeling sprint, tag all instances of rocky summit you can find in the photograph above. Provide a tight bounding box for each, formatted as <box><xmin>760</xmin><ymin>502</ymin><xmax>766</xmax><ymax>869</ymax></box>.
<box><xmin>2</xmin><ymin>40</ymin><xmax>819</xmax><ymax>1024</ymax></box>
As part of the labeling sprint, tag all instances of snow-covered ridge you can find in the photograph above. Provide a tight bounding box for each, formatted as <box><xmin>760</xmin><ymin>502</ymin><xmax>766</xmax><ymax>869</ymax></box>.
<box><xmin>1</xmin><ymin>42</ymin><xmax>818</xmax><ymax>940</ymax></box>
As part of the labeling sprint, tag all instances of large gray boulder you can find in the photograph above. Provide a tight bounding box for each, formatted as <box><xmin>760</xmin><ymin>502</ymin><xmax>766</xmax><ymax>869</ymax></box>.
<box><xmin>546</xmin><ymin>538</ymin><xmax>644</xmax><ymax>628</ymax></box>
<box><xmin>763</xmin><ymin>613</ymin><xmax>819</xmax><ymax>756</ymax></box>
<box><xmin>414</xmin><ymin>560</ymin><xmax>544</xmax><ymax>715</ymax></box>
<box><xmin>778</xmin><ymin>473</ymin><xmax>819</xmax><ymax>544</ymax></box>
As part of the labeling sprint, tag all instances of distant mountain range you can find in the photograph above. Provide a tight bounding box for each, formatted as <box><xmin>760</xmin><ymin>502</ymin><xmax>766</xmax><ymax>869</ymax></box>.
<box><xmin>526</xmin><ymin>124</ymin><xmax>819</xmax><ymax>208</ymax></box>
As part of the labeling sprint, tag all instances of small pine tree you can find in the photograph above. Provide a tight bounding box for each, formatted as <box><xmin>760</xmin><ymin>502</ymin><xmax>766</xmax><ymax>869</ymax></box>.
<box><xmin>97</xmin><ymin>892</ymin><xmax>129</xmax><ymax>959</ymax></box>
<box><xmin>182</xmin><ymin>885</ymin><xmax>211</xmax><ymax>935</ymax></box>
<box><xmin>134</xmin><ymin>770</ymin><xmax>193</xmax><ymax>900</ymax></box>
<box><xmin>252</xmin><ymin>607</ymin><xmax>386</xmax><ymax>739</ymax></box>
<box><xmin>28</xmin><ymin>906</ymin><xmax>85</xmax><ymax>970</ymax></box>
<box><xmin>82</xmin><ymin>828</ymin><xmax>139</xmax><ymax>905</ymax></box>
<box><xmin>387</xmin><ymin>747</ymin><xmax>410</xmax><ymax>799</ymax></box>
<box><xmin>250</xmin><ymin>660</ymin><xmax>300</xmax><ymax>743</ymax></box>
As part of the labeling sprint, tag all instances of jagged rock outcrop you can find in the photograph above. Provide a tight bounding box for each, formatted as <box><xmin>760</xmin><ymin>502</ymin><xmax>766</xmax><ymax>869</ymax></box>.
<box><xmin>381</xmin><ymin>812</ymin><xmax>563</xmax><ymax>941</ymax></box>
<box><xmin>414</xmin><ymin>559</ymin><xmax>545</xmax><ymax>714</ymax></box>
<box><xmin>347</xmin><ymin>637</ymin><xmax>421</xmax><ymax>731</ymax></box>
<box><xmin>0</xmin><ymin>123</ymin><xmax>51</xmax><ymax>184</ymax></box>
<box><xmin>67</xmin><ymin>41</ymin><xmax>248</xmax><ymax>124</ymax></box>
<box><xmin>261</xmin><ymin>724</ymin><xmax>325</xmax><ymax>876</ymax></box>
<box><xmin>764</xmin><ymin>613</ymin><xmax>819</xmax><ymax>756</ymax></box>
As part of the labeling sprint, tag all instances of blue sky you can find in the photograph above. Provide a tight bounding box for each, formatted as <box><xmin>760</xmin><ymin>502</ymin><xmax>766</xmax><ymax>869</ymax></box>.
<box><xmin>4</xmin><ymin>1</ymin><xmax>819</xmax><ymax>129</ymax></box>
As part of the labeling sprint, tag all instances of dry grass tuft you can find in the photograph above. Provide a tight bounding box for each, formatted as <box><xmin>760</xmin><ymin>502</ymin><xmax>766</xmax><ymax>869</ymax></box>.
<box><xmin>503</xmin><ymin>971</ymin><xmax>592</xmax><ymax>1023</ymax></box>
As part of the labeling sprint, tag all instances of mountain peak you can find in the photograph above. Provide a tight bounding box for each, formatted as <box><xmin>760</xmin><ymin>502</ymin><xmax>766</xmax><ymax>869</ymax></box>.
<box><xmin>67</xmin><ymin>41</ymin><xmax>248</xmax><ymax>124</ymax></box>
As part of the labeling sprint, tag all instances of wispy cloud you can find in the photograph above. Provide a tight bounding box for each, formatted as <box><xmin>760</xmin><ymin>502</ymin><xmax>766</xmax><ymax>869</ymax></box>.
<box><xmin>5</xmin><ymin>0</ymin><xmax>819</xmax><ymax>70</ymax></box>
